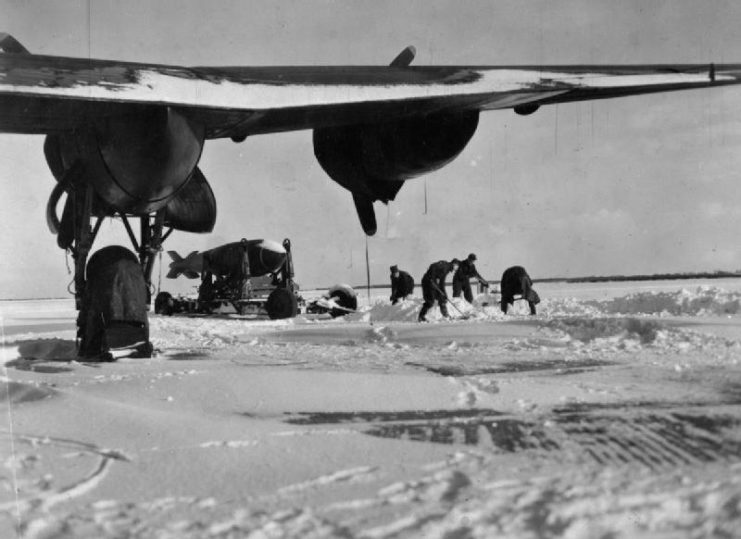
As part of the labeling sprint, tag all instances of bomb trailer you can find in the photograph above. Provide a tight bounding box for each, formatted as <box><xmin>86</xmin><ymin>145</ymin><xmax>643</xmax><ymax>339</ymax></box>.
<box><xmin>154</xmin><ymin>238</ymin><xmax>356</xmax><ymax>319</ymax></box>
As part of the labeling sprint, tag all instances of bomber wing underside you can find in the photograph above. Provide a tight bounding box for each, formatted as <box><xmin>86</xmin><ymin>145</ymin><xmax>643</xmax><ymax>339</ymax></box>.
<box><xmin>2</xmin><ymin>45</ymin><xmax>741</xmax><ymax>138</ymax></box>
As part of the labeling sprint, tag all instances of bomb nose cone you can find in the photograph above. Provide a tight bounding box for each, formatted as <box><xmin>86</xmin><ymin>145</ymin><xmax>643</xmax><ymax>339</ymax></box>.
<box><xmin>252</xmin><ymin>239</ymin><xmax>287</xmax><ymax>275</ymax></box>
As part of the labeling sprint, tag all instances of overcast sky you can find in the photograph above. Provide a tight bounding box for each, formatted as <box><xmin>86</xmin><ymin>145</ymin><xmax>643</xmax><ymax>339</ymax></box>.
<box><xmin>2</xmin><ymin>0</ymin><xmax>741</xmax><ymax>299</ymax></box>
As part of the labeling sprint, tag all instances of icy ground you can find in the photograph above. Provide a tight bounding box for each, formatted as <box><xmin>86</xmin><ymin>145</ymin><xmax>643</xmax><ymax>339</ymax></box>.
<box><xmin>1</xmin><ymin>279</ymin><xmax>741</xmax><ymax>538</ymax></box>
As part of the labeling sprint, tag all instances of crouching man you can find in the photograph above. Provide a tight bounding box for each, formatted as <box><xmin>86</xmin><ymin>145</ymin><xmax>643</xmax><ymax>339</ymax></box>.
<box><xmin>389</xmin><ymin>265</ymin><xmax>415</xmax><ymax>304</ymax></box>
<box><xmin>500</xmin><ymin>265</ymin><xmax>540</xmax><ymax>315</ymax></box>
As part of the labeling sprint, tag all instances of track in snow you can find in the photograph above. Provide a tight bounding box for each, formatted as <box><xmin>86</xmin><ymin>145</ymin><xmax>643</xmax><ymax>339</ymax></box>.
<box><xmin>284</xmin><ymin>405</ymin><xmax>741</xmax><ymax>470</ymax></box>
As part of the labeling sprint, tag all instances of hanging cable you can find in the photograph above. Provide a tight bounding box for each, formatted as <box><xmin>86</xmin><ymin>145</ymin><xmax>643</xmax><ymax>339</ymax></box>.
<box><xmin>385</xmin><ymin>204</ymin><xmax>390</xmax><ymax>237</ymax></box>
<box><xmin>423</xmin><ymin>179</ymin><xmax>428</xmax><ymax>214</ymax></box>
<box><xmin>65</xmin><ymin>250</ymin><xmax>75</xmax><ymax>296</ymax></box>
<box><xmin>365</xmin><ymin>235</ymin><xmax>371</xmax><ymax>302</ymax></box>
<box><xmin>157</xmin><ymin>250</ymin><xmax>163</xmax><ymax>296</ymax></box>
<box><xmin>554</xmin><ymin>104</ymin><xmax>559</xmax><ymax>154</ymax></box>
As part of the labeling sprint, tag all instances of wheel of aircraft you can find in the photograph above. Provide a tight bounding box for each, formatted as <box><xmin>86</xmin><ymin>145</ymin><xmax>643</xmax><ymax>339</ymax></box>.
<box><xmin>78</xmin><ymin>246</ymin><xmax>151</xmax><ymax>359</ymax></box>
<box><xmin>265</xmin><ymin>288</ymin><xmax>299</xmax><ymax>320</ymax></box>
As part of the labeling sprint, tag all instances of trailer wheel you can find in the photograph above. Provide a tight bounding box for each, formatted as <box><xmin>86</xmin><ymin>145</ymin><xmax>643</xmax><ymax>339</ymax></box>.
<box><xmin>78</xmin><ymin>245</ymin><xmax>152</xmax><ymax>359</ymax></box>
<box><xmin>266</xmin><ymin>288</ymin><xmax>298</xmax><ymax>319</ymax></box>
<box><xmin>154</xmin><ymin>291</ymin><xmax>174</xmax><ymax>315</ymax></box>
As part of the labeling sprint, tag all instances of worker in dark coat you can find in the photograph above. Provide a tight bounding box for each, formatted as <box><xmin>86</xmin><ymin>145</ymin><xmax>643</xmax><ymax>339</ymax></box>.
<box><xmin>418</xmin><ymin>259</ymin><xmax>460</xmax><ymax>322</ymax></box>
<box><xmin>389</xmin><ymin>265</ymin><xmax>415</xmax><ymax>304</ymax></box>
<box><xmin>500</xmin><ymin>265</ymin><xmax>540</xmax><ymax>315</ymax></box>
<box><xmin>452</xmin><ymin>253</ymin><xmax>489</xmax><ymax>303</ymax></box>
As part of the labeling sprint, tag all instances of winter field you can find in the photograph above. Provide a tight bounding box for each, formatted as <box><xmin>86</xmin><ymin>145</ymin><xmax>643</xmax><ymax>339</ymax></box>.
<box><xmin>1</xmin><ymin>278</ymin><xmax>741</xmax><ymax>538</ymax></box>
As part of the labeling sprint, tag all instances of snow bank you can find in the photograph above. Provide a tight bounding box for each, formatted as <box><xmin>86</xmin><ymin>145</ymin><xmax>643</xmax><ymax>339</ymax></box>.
<box><xmin>346</xmin><ymin>294</ymin><xmax>514</xmax><ymax>323</ymax></box>
<box><xmin>538</xmin><ymin>316</ymin><xmax>741</xmax><ymax>357</ymax></box>
<box><xmin>596</xmin><ymin>286</ymin><xmax>741</xmax><ymax>316</ymax></box>
<box><xmin>345</xmin><ymin>285</ymin><xmax>741</xmax><ymax>323</ymax></box>
<box><xmin>3</xmin><ymin>285</ymin><xmax>740</xmax><ymax>368</ymax></box>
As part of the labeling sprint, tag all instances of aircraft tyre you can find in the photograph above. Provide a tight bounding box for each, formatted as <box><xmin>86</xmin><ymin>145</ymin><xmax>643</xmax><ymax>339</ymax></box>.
<box><xmin>78</xmin><ymin>245</ymin><xmax>152</xmax><ymax>359</ymax></box>
<box><xmin>154</xmin><ymin>291</ymin><xmax>175</xmax><ymax>315</ymax></box>
<box><xmin>265</xmin><ymin>288</ymin><xmax>298</xmax><ymax>319</ymax></box>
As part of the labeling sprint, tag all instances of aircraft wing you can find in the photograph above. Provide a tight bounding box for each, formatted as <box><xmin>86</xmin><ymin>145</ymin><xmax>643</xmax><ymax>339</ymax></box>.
<box><xmin>2</xmin><ymin>44</ymin><xmax>741</xmax><ymax>139</ymax></box>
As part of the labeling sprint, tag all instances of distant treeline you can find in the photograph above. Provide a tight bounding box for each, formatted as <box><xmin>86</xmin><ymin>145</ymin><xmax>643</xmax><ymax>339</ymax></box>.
<box><xmin>350</xmin><ymin>270</ymin><xmax>741</xmax><ymax>290</ymax></box>
<box><xmin>542</xmin><ymin>270</ymin><xmax>741</xmax><ymax>284</ymax></box>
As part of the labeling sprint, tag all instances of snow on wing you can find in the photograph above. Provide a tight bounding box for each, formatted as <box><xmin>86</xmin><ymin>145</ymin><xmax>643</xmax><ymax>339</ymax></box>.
<box><xmin>2</xmin><ymin>44</ymin><xmax>741</xmax><ymax>137</ymax></box>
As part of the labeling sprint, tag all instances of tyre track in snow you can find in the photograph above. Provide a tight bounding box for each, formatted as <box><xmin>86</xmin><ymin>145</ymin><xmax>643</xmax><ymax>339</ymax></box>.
<box><xmin>283</xmin><ymin>404</ymin><xmax>741</xmax><ymax>471</ymax></box>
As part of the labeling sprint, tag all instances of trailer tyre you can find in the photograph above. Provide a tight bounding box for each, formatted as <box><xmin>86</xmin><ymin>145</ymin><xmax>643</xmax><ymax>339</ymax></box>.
<box><xmin>266</xmin><ymin>288</ymin><xmax>298</xmax><ymax>319</ymax></box>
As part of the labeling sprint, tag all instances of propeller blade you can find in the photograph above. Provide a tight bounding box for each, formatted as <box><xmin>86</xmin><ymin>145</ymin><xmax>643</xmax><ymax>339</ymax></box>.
<box><xmin>353</xmin><ymin>193</ymin><xmax>377</xmax><ymax>236</ymax></box>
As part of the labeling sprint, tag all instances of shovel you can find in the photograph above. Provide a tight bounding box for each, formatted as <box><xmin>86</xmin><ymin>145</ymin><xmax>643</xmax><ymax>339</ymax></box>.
<box><xmin>430</xmin><ymin>282</ymin><xmax>473</xmax><ymax>320</ymax></box>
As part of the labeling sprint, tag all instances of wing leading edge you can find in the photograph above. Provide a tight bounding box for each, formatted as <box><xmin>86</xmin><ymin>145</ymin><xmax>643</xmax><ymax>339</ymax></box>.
<box><xmin>1</xmin><ymin>35</ymin><xmax>741</xmax><ymax>138</ymax></box>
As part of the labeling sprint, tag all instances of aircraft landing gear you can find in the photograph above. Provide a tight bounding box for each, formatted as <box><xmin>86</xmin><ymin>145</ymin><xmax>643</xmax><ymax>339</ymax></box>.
<box><xmin>48</xmin><ymin>176</ymin><xmax>165</xmax><ymax>360</ymax></box>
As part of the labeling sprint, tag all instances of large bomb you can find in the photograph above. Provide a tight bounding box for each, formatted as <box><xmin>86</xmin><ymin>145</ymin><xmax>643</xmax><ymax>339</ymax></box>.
<box><xmin>166</xmin><ymin>239</ymin><xmax>286</xmax><ymax>279</ymax></box>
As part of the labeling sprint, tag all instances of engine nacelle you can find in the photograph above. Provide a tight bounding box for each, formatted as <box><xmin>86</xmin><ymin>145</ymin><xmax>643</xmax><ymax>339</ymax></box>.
<box><xmin>45</xmin><ymin>106</ymin><xmax>205</xmax><ymax>215</ymax></box>
<box><xmin>45</xmin><ymin>106</ymin><xmax>216</xmax><ymax>241</ymax></box>
<box><xmin>313</xmin><ymin>110</ymin><xmax>479</xmax><ymax>234</ymax></box>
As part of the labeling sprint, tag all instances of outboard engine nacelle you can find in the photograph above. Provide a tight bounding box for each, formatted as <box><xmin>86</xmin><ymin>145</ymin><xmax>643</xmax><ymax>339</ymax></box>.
<box><xmin>313</xmin><ymin>109</ymin><xmax>479</xmax><ymax>235</ymax></box>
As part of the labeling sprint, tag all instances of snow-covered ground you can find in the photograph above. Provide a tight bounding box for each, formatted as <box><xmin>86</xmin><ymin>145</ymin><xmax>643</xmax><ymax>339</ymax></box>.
<box><xmin>1</xmin><ymin>279</ymin><xmax>741</xmax><ymax>538</ymax></box>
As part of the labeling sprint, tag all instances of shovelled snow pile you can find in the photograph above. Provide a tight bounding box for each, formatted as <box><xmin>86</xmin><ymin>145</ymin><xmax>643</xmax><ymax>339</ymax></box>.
<box><xmin>596</xmin><ymin>286</ymin><xmax>741</xmax><ymax>316</ymax></box>
<box><xmin>345</xmin><ymin>298</ymin><xmax>423</xmax><ymax>323</ymax></box>
<box><xmin>347</xmin><ymin>286</ymin><xmax>741</xmax><ymax>322</ymax></box>
<box><xmin>536</xmin><ymin>317</ymin><xmax>727</xmax><ymax>356</ymax></box>
<box><xmin>346</xmin><ymin>294</ymin><xmax>511</xmax><ymax>323</ymax></box>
